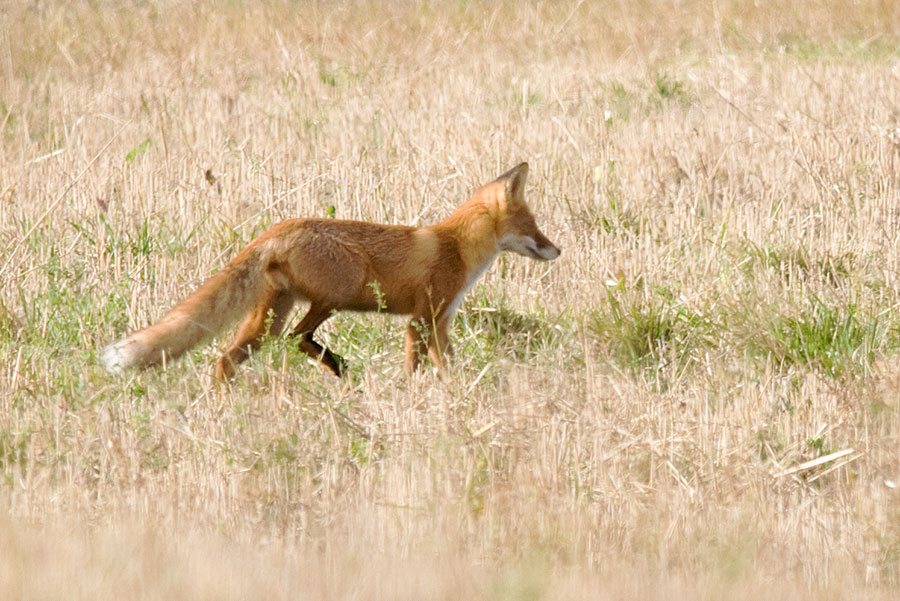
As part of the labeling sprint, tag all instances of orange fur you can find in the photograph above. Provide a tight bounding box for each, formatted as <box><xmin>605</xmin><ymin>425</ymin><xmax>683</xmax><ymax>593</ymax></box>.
<box><xmin>100</xmin><ymin>163</ymin><xmax>560</xmax><ymax>377</ymax></box>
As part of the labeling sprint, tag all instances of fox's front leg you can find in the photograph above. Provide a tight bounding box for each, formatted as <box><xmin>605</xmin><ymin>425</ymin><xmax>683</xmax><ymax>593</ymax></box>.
<box><xmin>404</xmin><ymin>315</ymin><xmax>452</xmax><ymax>374</ymax></box>
<box><xmin>427</xmin><ymin>315</ymin><xmax>453</xmax><ymax>372</ymax></box>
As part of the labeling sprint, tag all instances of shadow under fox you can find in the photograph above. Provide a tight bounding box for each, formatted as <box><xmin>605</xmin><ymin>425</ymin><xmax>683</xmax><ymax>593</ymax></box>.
<box><xmin>101</xmin><ymin>163</ymin><xmax>560</xmax><ymax>377</ymax></box>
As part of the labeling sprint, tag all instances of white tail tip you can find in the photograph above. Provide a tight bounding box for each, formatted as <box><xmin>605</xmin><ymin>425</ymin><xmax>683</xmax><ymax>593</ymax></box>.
<box><xmin>100</xmin><ymin>338</ymin><xmax>142</xmax><ymax>373</ymax></box>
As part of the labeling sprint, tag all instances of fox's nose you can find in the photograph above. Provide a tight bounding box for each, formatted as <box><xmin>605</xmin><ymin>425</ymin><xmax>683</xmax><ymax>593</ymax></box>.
<box><xmin>533</xmin><ymin>230</ymin><xmax>560</xmax><ymax>260</ymax></box>
<box><xmin>537</xmin><ymin>243</ymin><xmax>560</xmax><ymax>261</ymax></box>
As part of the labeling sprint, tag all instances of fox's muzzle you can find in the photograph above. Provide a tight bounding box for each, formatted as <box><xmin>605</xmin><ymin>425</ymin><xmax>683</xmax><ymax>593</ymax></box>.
<box><xmin>532</xmin><ymin>231</ymin><xmax>561</xmax><ymax>261</ymax></box>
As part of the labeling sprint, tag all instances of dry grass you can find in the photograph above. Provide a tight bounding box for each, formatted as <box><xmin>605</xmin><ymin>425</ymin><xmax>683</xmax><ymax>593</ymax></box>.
<box><xmin>2</xmin><ymin>0</ymin><xmax>900</xmax><ymax>598</ymax></box>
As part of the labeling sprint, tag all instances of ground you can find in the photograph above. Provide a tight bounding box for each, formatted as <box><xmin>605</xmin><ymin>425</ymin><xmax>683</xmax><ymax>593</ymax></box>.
<box><xmin>1</xmin><ymin>1</ymin><xmax>900</xmax><ymax>598</ymax></box>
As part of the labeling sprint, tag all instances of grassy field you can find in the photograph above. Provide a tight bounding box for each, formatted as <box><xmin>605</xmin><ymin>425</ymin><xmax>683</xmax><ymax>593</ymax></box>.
<box><xmin>2</xmin><ymin>0</ymin><xmax>900</xmax><ymax>598</ymax></box>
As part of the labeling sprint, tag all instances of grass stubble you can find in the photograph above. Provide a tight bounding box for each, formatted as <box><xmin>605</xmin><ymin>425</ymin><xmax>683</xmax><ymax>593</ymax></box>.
<box><xmin>2</xmin><ymin>0</ymin><xmax>900</xmax><ymax>598</ymax></box>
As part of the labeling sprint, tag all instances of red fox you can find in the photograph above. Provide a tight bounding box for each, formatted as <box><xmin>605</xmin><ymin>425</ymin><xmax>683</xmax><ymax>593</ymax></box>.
<box><xmin>101</xmin><ymin>163</ymin><xmax>560</xmax><ymax>378</ymax></box>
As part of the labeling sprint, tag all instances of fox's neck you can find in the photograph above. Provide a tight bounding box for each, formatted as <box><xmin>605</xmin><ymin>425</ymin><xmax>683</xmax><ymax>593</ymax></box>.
<box><xmin>431</xmin><ymin>199</ymin><xmax>499</xmax><ymax>275</ymax></box>
<box><xmin>427</xmin><ymin>198</ymin><xmax>501</xmax><ymax>320</ymax></box>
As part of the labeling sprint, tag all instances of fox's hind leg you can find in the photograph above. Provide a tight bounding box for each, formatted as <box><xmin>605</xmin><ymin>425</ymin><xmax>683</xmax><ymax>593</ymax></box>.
<box><xmin>290</xmin><ymin>303</ymin><xmax>345</xmax><ymax>377</ymax></box>
<box><xmin>404</xmin><ymin>321</ymin><xmax>425</xmax><ymax>373</ymax></box>
<box><xmin>216</xmin><ymin>288</ymin><xmax>295</xmax><ymax>379</ymax></box>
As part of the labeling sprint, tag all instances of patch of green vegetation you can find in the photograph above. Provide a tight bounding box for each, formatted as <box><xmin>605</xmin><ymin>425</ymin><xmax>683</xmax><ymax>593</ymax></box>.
<box><xmin>467</xmin><ymin>453</ymin><xmax>489</xmax><ymax>517</ymax></box>
<box><xmin>457</xmin><ymin>292</ymin><xmax>568</xmax><ymax>373</ymax></box>
<box><xmin>514</xmin><ymin>85</ymin><xmax>543</xmax><ymax>109</ymax></box>
<box><xmin>0</xmin><ymin>301</ymin><xmax>14</xmax><ymax>348</ymax></box>
<box><xmin>325</xmin><ymin>311</ymin><xmax>398</xmax><ymax>376</ymax></box>
<box><xmin>0</xmin><ymin>427</ymin><xmax>29</xmax><ymax>474</ymax></box>
<box><xmin>490</xmin><ymin>554</ymin><xmax>550</xmax><ymax>601</ymax></box>
<box><xmin>579</xmin><ymin>159</ymin><xmax>643</xmax><ymax>237</ymax></box>
<box><xmin>589</xmin><ymin>274</ymin><xmax>893</xmax><ymax>384</ymax></box>
<box><xmin>805</xmin><ymin>434</ymin><xmax>837</xmax><ymax>457</ymax></box>
<box><xmin>242</xmin><ymin>306</ymin><xmax>401</xmax><ymax>379</ymax></box>
<box><xmin>268</xmin><ymin>433</ymin><xmax>299</xmax><ymax>465</ymax></box>
<box><xmin>124</xmin><ymin>137</ymin><xmax>152</xmax><ymax>163</ymax></box>
<box><xmin>742</xmin><ymin>241</ymin><xmax>859</xmax><ymax>288</ymax></box>
<box><xmin>347</xmin><ymin>435</ymin><xmax>374</xmax><ymax>466</ymax></box>
<box><xmin>653</xmin><ymin>72</ymin><xmax>688</xmax><ymax>104</ymax></box>
<box><xmin>770</xmin><ymin>34</ymin><xmax>900</xmax><ymax>62</ymax></box>
<box><xmin>18</xmin><ymin>246</ymin><xmax>126</xmax><ymax>350</ymax></box>
<box><xmin>601</xmin><ymin>73</ymin><xmax>691</xmax><ymax>125</ymax></box>
<box><xmin>744</xmin><ymin>242</ymin><xmax>810</xmax><ymax>277</ymax></box>
<box><xmin>604</xmin><ymin>81</ymin><xmax>639</xmax><ymax>123</ymax></box>
<box><xmin>875</xmin><ymin>504</ymin><xmax>900</xmax><ymax>583</ymax></box>
<box><xmin>743</xmin><ymin>300</ymin><xmax>887</xmax><ymax>379</ymax></box>
<box><xmin>777</xmin><ymin>33</ymin><xmax>827</xmax><ymax>61</ymax></box>
<box><xmin>755</xmin><ymin>426</ymin><xmax>785</xmax><ymax>463</ymax></box>
<box><xmin>126</xmin><ymin>219</ymin><xmax>157</xmax><ymax>258</ymax></box>
<box><xmin>319</xmin><ymin>66</ymin><xmax>341</xmax><ymax>88</ymax></box>
<box><xmin>0</xmin><ymin>100</ymin><xmax>14</xmax><ymax>139</ymax></box>
<box><xmin>851</xmin><ymin>37</ymin><xmax>900</xmax><ymax>61</ymax></box>
<box><xmin>94</xmin><ymin>216</ymin><xmax>201</xmax><ymax>284</ymax></box>
<box><xmin>590</xmin><ymin>282</ymin><xmax>715</xmax><ymax>388</ymax></box>
<box><xmin>317</xmin><ymin>59</ymin><xmax>357</xmax><ymax>90</ymax></box>
<box><xmin>818</xmin><ymin>252</ymin><xmax>856</xmax><ymax>285</ymax></box>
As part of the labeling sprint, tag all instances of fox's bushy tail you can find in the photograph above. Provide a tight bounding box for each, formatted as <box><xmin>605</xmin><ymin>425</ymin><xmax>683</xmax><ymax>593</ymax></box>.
<box><xmin>100</xmin><ymin>244</ymin><xmax>271</xmax><ymax>373</ymax></box>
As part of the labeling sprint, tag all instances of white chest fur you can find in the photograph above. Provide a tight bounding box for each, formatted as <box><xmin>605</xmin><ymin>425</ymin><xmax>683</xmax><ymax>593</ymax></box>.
<box><xmin>444</xmin><ymin>252</ymin><xmax>498</xmax><ymax>321</ymax></box>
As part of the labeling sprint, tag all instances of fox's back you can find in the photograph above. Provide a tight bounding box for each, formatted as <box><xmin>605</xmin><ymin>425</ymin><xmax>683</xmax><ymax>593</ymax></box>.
<box><xmin>258</xmin><ymin>218</ymin><xmax>462</xmax><ymax>313</ymax></box>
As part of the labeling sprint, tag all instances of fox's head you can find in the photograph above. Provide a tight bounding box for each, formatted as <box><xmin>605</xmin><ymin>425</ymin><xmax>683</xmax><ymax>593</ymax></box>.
<box><xmin>493</xmin><ymin>163</ymin><xmax>561</xmax><ymax>261</ymax></box>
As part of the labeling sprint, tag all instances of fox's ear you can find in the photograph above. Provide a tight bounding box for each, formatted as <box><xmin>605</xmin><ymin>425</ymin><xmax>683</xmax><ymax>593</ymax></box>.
<box><xmin>495</xmin><ymin>162</ymin><xmax>529</xmax><ymax>202</ymax></box>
